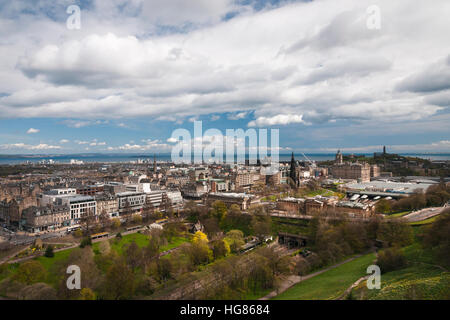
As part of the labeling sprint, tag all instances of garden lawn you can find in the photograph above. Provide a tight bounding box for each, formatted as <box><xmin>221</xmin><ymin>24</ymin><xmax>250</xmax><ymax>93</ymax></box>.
<box><xmin>93</xmin><ymin>233</ymin><xmax>188</xmax><ymax>255</ymax></box>
<box><xmin>106</xmin><ymin>233</ymin><xmax>150</xmax><ymax>255</ymax></box>
<box><xmin>409</xmin><ymin>216</ymin><xmax>439</xmax><ymax>226</ymax></box>
<box><xmin>35</xmin><ymin>248</ymin><xmax>74</xmax><ymax>286</ymax></box>
<box><xmin>160</xmin><ymin>237</ymin><xmax>188</xmax><ymax>252</ymax></box>
<box><xmin>386</xmin><ymin>211</ymin><xmax>410</xmax><ymax>219</ymax></box>
<box><xmin>273</xmin><ymin>253</ymin><xmax>376</xmax><ymax>300</ymax></box>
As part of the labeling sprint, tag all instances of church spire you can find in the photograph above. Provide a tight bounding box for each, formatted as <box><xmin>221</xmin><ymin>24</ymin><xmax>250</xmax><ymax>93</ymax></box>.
<box><xmin>289</xmin><ymin>152</ymin><xmax>297</xmax><ymax>186</ymax></box>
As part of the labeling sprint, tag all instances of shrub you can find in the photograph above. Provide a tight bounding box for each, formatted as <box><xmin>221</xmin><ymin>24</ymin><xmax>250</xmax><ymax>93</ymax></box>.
<box><xmin>12</xmin><ymin>261</ymin><xmax>47</xmax><ymax>285</ymax></box>
<box><xmin>377</xmin><ymin>220</ymin><xmax>414</xmax><ymax>247</ymax></box>
<box><xmin>79</xmin><ymin>237</ymin><xmax>92</xmax><ymax>248</ymax></box>
<box><xmin>422</xmin><ymin>210</ymin><xmax>450</xmax><ymax>268</ymax></box>
<box><xmin>111</xmin><ymin>218</ymin><xmax>121</xmax><ymax>230</ymax></box>
<box><xmin>376</xmin><ymin>247</ymin><xmax>407</xmax><ymax>273</ymax></box>
<box><xmin>73</xmin><ymin>229</ymin><xmax>83</xmax><ymax>238</ymax></box>
<box><xmin>44</xmin><ymin>245</ymin><xmax>54</xmax><ymax>258</ymax></box>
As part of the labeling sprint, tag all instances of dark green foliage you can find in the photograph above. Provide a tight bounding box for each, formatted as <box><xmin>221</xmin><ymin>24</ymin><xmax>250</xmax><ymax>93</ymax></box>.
<box><xmin>422</xmin><ymin>209</ymin><xmax>450</xmax><ymax>268</ymax></box>
<box><xmin>211</xmin><ymin>240</ymin><xmax>228</xmax><ymax>259</ymax></box>
<box><xmin>377</xmin><ymin>220</ymin><xmax>414</xmax><ymax>247</ymax></box>
<box><xmin>376</xmin><ymin>247</ymin><xmax>407</xmax><ymax>273</ymax></box>
<box><xmin>44</xmin><ymin>245</ymin><xmax>54</xmax><ymax>258</ymax></box>
<box><xmin>79</xmin><ymin>236</ymin><xmax>92</xmax><ymax>248</ymax></box>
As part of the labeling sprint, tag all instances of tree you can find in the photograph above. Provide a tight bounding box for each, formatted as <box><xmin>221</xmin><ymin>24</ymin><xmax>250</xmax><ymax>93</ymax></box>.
<box><xmin>224</xmin><ymin>230</ymin><xmax>245</xmax><ymax>253</ymax></box>
<box><xmin>103</xmin><ymin>258</ymin><xmax>135</xmax><ymax>300</ymax></box>
<box><xmin>251</xmin><ymin>213</ymin><xmax>272</xmax><ymax>241</ymax></box>
<box><xmin>57</xmin><ymin>247</ymin><xmax>102</xmax><ymax>299</ymax></box>
<box><xmin>44</xmin><ymin>245</ymin><xmax>54</xmax><ymax>258</ymax></box>
<box><xmin>376</xmin><ymin>247</ymin><xmax>407</xmax><ymax>273</ymax></box>
<box><xmin>212</xmin><ymin>200</ymin><xmax>228</xmax><ymax>222</ymax></box>
<box><xmin>142</xmin><ymin>201</ymin><xmax>154</xmax><ymax>222</ymax></box>
<box><xmin>377</xmin><ymin>220</ymin><xmax>414</xmax><ymax>247</ymax></box>
<box><xmin>295</xmin><ymin>256</ymin><xmax>311</xmax><ymax>276</ymax></box>
<box><xmin>98</xmin><ymin>209</ymin><xmax>111</xmax><ymax>230</ymax></box>
<box><xmin>132</xmin><ymin>214</ymin><xmax>143</xmax><ymax>224</ymax></box>
<box><xmin>163</xmin><ymin>222</ymin><xmax>180</xmax><ymax>242</ymax></box>
<box><xmin>212</xmin><ymin>259</ymin><xmax>233</xmax><ymax>284</ymax></box>
<box><xmin>13</xmin><ymin>261</ymin><xmax>47</xmax><ymax>285</ymax></box>
<box><xmin>423</xmin><ymin>210</ymin><xmax>450</xmax><ymax>267</ymax></box>
<box><xmin>18</xmin><ymin>283</ymin><xmax>57</xmax><ymax>300</ymax></box>
<box><xmin>192</xmin><ymin>231</ymin><xmax>208</xmax><ymax>244</ymax></box>
<box><xmin>248</xmin><ymin>255</ymin><xmax>274</xmax><ymax>291</ymax></box>
<box><xmin>229</xmin><ymin>204</ymin><xmax>241</xmax><ymax>215</ymax></box>
<box><xmin>212</xmin><ymin>240</ymin><xmax>230</xmax><ymax>259</ymax></box>
<box><xmin>157</xmin><ymin>257</ymin><xmax>173</xmax><ymax>281</ymax></box>
<box><xmin>259</xmin><ymin>247</ymin><xmax>292</xmax><ymax>276</ymax></box>
<box><xmin>186</xmin><ymin>241</ymin><xmax>212</xmax><ymax>266</ymax></box>
<box><xmin>98</xmin><ymin>240</ymin><xmax>111</xmax><ymax>255</ymax></box>
<box><xmin>111</xmin><ymin>218</ymin><xmax>121</xmax><ymax>230</ymax></box>
<box><xmin>80</xmin><ymin>207</ymin><xmax>97</xmax><ymax>235</ymax></box>
<box><xmin>144</xmin><ymin>236</ymin><xmax>160</xmax><ymax>262</ymax></box>
<box><xmin>79</xmin><ymin>287</ymin><xmax>96</xmax><ymax>300</ymax></box>
<box><xmin>79</xmin><ymin>236</ymin><xmax>92</xmax><ymax>248</ymax></box>
<box><xmin>203</xmin><ymin>217</ymin><xmax>221</xmax><ymax>238</ymax></box>
<box><xmin>375</xmin><ymin>199</ymin><xmax>392</xmax><ymax>214</ymax></box>
<box><xmin>125</xmin><ymin>241</ymin><xmax>143</xmax><ymax>271</ymax></box>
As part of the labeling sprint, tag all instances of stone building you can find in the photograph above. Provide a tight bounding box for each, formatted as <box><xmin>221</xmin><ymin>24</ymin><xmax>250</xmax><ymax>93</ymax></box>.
<box><xmin>0</xmin><ymin>197</ymin><xmax>34</xmax><ymax>229</ymax></box>
<box><xmin>331</xmin><ymin>161</ymin><xmax>371</xmax><ymax>182</ymax></box>
<box><xmin>95</xmin><ymin>193</ymin><xmax>119</xmax><ymax>218</ymax></box>
<box><xmin>22</xmin><ymin>205</ymin><xmax>71</xmax><ymax>232</ymax></box>
<box><xmin>203</xmin><ymin>192</ymin><xmax>254</xmax><ymax>210</ymax></box>
<box><xmin>370</xmin><ymin>165</ymin><xmax>380</xmax><ymax>178</ymax></box>
<box><xmin>276</xmin><ymin>197</ymin><xmax>305</xmax><ymax>214</ymax></box>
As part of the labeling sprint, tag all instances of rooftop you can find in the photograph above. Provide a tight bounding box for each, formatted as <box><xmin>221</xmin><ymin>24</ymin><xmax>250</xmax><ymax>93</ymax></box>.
<box><xmin>344</xmin><ymin>180</ymin><xmax>434</xmax><ymax>194</ymax></box>
<box><xmin>209</xmin><ymin>192</ymin><xmax>254</xmax><ymax>199</ymax></box>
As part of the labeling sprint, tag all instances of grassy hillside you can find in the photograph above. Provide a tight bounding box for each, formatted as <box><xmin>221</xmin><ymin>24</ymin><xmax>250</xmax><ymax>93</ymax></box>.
<box><xmin>352</xmin><ymin>226</ymin><xmax>449</xmax><ymax>300</ymax></box>
<box><xmin>353</xmin><ymin>264</ymin><xmax>449</xmax><ymax>300</ymax></box>
<box><xmin>273</xmin><ymin>253</ymin><xmax>376</xmax><ymax>300</ymax></box>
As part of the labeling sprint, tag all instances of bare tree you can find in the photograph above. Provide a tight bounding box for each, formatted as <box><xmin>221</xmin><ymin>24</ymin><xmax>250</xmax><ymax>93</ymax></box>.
<box><xmin>80</xmin><ymin>207</ymin><xmax>97</xmax><ymax>235</ymax></box>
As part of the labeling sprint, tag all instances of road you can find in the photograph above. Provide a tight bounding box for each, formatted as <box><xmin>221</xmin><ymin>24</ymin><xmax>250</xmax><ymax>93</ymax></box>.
<box><xmin>0</xmin><ymin>227</ymin><xmax>68</xmax><ymax>246</ymax></box>
<box><xmin>402</xmin><ymin>205</ymin><xmax>447</xmax><ymax>222</ymax></box>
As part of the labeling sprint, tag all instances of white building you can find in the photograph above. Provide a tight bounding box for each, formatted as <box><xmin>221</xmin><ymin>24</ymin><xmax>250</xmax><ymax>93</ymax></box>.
<box><xmin>116</xmin><ymin>192</ymin><xmax>146</xmax><ymax>214</ymax></box>
<box><xmin>125</xmin><ymin>183</ymin><xmax>152</xmax><ymax>193</ymax></box>
<box><xmin>49</xmin><ymin>188</ymin><xmax>77</xmax><ymax>195</ymax></box>
<box><xmin>43</xmin><ymin>194</ymin><xmax>97</xmax><ymax>226</ymax></box>
<box><xmin>146</xmin><ymin>190</ymin><xmax>165</xmax><ymax>209</ymax></box>
<box><xmin>166</xmin><ymin>190</ymin><xmax>183</xmax><ymax>206</ymax></box>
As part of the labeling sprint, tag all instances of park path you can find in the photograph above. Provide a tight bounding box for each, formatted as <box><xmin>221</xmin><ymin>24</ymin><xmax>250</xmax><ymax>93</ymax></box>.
<box><xmin>1</xmin><ymin>227</ymin><xmax>146</xmax><ymax>265</ymax></box>
<box><xmin>259</xmin><ymin>254</ymin><xmax>364</xmax><ymax>300</ymax></box>
<box><xmin>336</xmin><ymin>275</ymin><xmax>370</xmax><ymax>300</ymax></box>
<box><xmin>5</xmin><ymin>243</ymin><xmax>79</xmax><ymax>265</ymax></box>
<box><xmin>3</xmin><ymin>232</ymin><xmax>182</xmax><ymax>265</ymax></box>
<box><xmin>336</xmin><ymin>250</ymin><xmax>378</xmax><ymax>300</ymax></box>
<box><xmin>402</xmin><ymin>205</ymin><xmax>447</xmax><ymax>222</ymax></box>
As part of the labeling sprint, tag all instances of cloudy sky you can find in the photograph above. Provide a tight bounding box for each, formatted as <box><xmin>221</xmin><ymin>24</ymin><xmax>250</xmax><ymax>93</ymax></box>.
<box><xmin>0</xmin><ymin>0</ymin><xmax>449</xmax><ymax>154</ymax></box>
